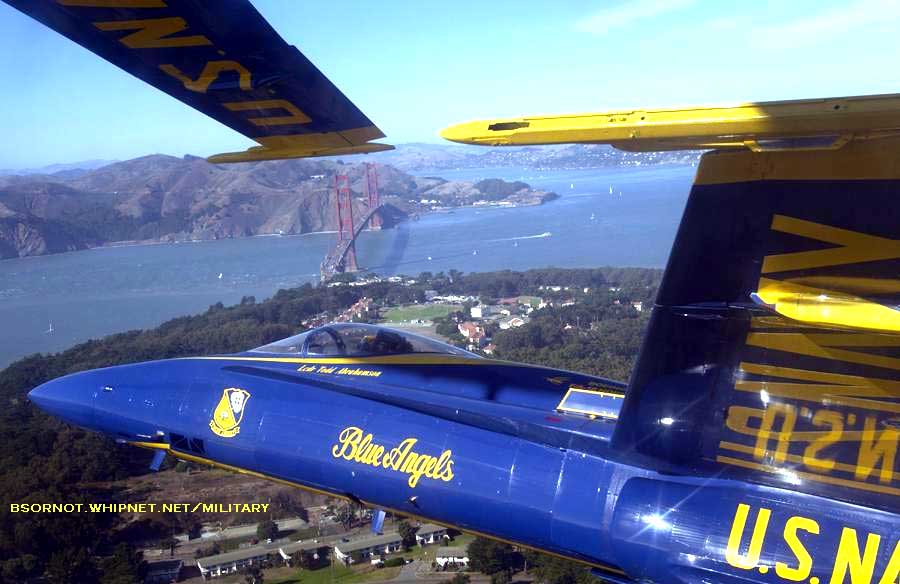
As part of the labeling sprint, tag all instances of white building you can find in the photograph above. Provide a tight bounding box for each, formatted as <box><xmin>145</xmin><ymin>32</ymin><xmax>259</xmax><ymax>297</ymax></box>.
<box><xmin>499</xmin><ymin>316</ymin><xmax>526</xmax><ymax>330</ymax></box>
<box><xmin>197</xmin><ymin>546</ymin><xmax>275</xmax><ymax>579</ymax></box>
<box><xmin>144</xmin><ymin>560</ymin><xmax>182</xmax><ymax>583</ymax></box>
<box><xmin>333</xmin><ymin>532</ymin><xmax>402</xmax><ymax>565</ymax></box>
<box><xmin>435</xmin><ymin>547</ymin><xmax>470</xmax><ymax>569</ymax></box>
<box><xmin>415</xmin><ymin>523</ymin><xmax>448</xmax><ymax>545</ymax></box>
<box><xmin>278</xmin><ymin>541</ymin><xmax>327</xmax><ymax>565</ymax></box>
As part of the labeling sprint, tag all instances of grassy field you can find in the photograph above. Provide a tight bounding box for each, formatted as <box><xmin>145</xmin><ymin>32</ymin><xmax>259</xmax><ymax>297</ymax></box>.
<box><xmin>283</xmin><ymin>562</ymin><xmax>403</xmax><ymax>584</ymax></box>
<box><xmin>382</xmin><ymin>304</ymin><xmax>461</xmax><ymax>323</ymax></box>
<box><xmin>393</xmin><ymin>533</ymin><xmax>476</xmax><ymax>566</ymax></box>
<box><xmin>185</xmin><ymin>562</ymin><xmax>402</xmax><ymax>584</ymax></box>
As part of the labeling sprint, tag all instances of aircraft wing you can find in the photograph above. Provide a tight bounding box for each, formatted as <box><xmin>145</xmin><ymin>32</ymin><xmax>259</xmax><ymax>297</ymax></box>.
<box><xmin>441</xmin><ymin>93</ymin><xmax>900</xmax><ymax>151</ymax></box>
<box><xmin>3</xmin><ymin>0</ymin><xmax>392</xmax><ymax>162</ymax></box>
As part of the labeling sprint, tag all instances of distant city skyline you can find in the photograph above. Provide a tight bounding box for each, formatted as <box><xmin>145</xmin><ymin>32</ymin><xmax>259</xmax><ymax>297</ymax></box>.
<box><xmin>1</xmin><ymin>0</ymin><xmax>898</xmax><ymax>168</ymax></box>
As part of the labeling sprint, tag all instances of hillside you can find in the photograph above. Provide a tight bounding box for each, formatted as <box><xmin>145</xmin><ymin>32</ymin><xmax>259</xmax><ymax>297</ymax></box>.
<box><xmin>345</xmin><ymin>142</ymin><xmax>701</xmax><ymax>171</ymax></box>
<box><xmin>0</xmin><ymin>155</ymin><xmax>554</xmax><ymax>259</ymax></box>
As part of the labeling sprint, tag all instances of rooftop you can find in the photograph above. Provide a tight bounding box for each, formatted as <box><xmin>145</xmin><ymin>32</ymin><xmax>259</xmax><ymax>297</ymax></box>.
<box><xmin>417</xmin><ymin>523</ymin><xmax>447</xmax><ymax>536</ymax></box>
<box><xmin>196</xmin><ymin>545</ymin><xmax>277</xmax><ymax>569</ymax></box>
<box><xmin>436</xmin><ymin>547</ymin><xmax>468</xmax><ymax>558</ymax></box>
<box><xmin>146</xmin><ymin>559</ymin><xmax>182</xmax><ymax>574</ymax></box>
<box><xmin>279</xmin><ymin>541</ymin><xmax>328</xmax><ymax>556</ymax></box>
<box><xmin>335</xmin><ymin>532</ymin><xmax>401</xmax><ymax>554</ymax></box>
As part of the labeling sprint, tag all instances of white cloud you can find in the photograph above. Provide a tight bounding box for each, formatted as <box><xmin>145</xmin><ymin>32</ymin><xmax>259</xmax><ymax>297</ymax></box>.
<box><xmin>754</xmin><ymin>0</ymin><xmax>900</xmax><ymax>48</ymax></box>
<box><xmin>575</xmin><ymin>0</ymin><xmax>697</xmax><ymax>35</ymax></box>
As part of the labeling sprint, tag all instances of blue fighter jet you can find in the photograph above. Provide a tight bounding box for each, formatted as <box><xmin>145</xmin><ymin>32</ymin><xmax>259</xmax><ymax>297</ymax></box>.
<box><xmin>10</xmin><ymin>1</ymin><xmax>899</xmax><ymax>583</ymax></box>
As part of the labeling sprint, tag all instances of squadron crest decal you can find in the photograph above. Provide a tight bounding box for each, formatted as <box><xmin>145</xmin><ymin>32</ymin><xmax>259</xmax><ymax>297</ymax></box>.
<box><xmin>209</xmin><ymin>388</ymin><xmax>251</xmax><ymax>438</ymax></box>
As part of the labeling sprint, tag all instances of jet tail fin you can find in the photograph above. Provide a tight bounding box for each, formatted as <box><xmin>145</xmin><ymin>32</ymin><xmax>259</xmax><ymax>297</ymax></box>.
<box><xmin>611</xmin><ymin>138</ymin><xmax>900</xmax><ymax>513</ymax></box>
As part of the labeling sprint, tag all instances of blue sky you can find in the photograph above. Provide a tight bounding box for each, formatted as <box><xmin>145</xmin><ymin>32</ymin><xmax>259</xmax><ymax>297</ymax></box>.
<box><xmin>1</xmin><ymin>0</ymin><xmax>898</xmax><ymax>168</ymax></box>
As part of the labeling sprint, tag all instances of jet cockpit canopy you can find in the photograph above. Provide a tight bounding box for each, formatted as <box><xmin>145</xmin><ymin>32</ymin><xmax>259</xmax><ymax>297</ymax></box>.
<box><xmin>251</xmin><ymin>323</ymin><xmax>480</xmax><ymax>359</ymax></box>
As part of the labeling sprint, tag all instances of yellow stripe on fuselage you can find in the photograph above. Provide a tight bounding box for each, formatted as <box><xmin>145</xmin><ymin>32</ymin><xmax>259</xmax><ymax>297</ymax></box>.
<box><xmin>193</xmin><ymin>354</ymin><xmax>511</xmax><ymax>366</ymax></box>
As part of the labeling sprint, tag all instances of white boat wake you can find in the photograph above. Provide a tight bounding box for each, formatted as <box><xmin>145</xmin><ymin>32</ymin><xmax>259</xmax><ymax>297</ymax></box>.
<box><xmin>488</xmin><ymin>231</ymin><xmax>552</xmax><ymax>242</ymax></box>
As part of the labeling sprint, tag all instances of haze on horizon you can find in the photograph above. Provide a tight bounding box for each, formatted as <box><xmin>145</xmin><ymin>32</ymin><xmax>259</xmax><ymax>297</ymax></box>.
<box><xmin>1</xmin><ymin>0</ymin><xmax>898</xmax><ymax>168</ymax></box>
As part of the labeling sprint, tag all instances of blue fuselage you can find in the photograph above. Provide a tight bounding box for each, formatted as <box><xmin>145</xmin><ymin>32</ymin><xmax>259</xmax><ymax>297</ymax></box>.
<box><xmin>28</xmin><ymin>353</ymin><xmax>899</xmax><ymax>584</ymax></box>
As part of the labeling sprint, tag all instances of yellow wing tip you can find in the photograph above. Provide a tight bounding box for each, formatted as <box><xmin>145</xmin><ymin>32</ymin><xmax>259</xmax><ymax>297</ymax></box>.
<box><xmin>440</xmin><ymin>120</ymin><xmax>519</xmax><ymax>146</ymax></box>
<box><xmin>441</xmin><ymin>93</ymin><xmax>900</xmax><ymax>152</ymax></box>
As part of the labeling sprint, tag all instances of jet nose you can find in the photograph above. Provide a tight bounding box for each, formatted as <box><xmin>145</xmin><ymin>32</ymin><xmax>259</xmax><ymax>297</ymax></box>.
<box><xmin>28</xmin><ymin>373</ymin><xmax>96</xmax><ymax>429</ymax></box>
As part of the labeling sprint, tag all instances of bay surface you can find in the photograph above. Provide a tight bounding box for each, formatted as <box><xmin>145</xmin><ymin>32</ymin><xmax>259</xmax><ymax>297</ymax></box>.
<box><xmin>0</xmin><ymin>164</ymin><xmax>694</xmax><ymax>367</ymax></box>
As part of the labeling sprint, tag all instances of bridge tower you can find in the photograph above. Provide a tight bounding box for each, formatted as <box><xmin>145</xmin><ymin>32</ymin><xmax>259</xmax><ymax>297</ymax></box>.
<box><xmin>365</xmin><ymin>163</ymin><xmax>382</xmax><ymax>230</ymax></box>
<box><xmin>334</xmin><ymin>174</ymin><xmax>358</xmax><ymax>273</ymax></box>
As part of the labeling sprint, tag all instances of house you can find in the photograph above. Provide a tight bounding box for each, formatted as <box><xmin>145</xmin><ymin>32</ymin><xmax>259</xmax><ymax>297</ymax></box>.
<box><xmin>458</xmin><ymin>322</ymin><xmax>485</xmax><ymax>340</ymax></box>
<box><xmin>278</xmin><ymin>542</ymin><xmax>327</xmax><ymax>565</ymax></box>
<box><xmin>482</xmin><ymin>343</ymin><xmax>496</xmax><ymax>355</ymax></box>
<box><xmin>498</xmin><ymin>317</ymin><xmax>526</xmax><ymax>330</ymax></box>
<box><xmin>415</xmin><ymin>523</ymin><xmax>448</xmax><ymax>545</ymax></box>
<box><xmin>348</xmin><ymin>297</ymin><xmax>376</xmax><ymax>320</ymax></box>
<box><xmin>435</xmin><ymin>547</ymin><xmax>470</xmax><ymax>569</ymax></box>
<box><xmin>425</xmin><ymin>289</ymin><xmax>439</xmax><ymax>301</ymax></box>
<box><xmin>631</xmin><ymin>301</ymin><xmax>644</xmax><ymax>312</ymax></box>
<box><xmin>333</xmin><ymin>532</ymin><xmax>403</xmax><ymax>565</ymax></box>
<box><xmin>470</xmin><ymin>305</ymin><xmax>484</xmax><ymax>319</ymax></box>
<box><xmin>197</xmin><ymin>546</ymin><xmax>276</xmax><ymax>579</ymax></box>
<box><xmin>144</xmin><ymin>560</ymin><xmax>182</xmax><ymax>583</ymax></box>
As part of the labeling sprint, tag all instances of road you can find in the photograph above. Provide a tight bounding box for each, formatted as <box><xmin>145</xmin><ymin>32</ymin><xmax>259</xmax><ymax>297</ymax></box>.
<box><xmin>192</xmin><ymin>516</ymin><xmax>310</xmax><ymax>541</ymax></box>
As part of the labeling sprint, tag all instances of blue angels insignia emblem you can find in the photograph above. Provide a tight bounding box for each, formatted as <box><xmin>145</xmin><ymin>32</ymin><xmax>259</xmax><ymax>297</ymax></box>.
<box><xmin>209</xmin><ymin>387</ymin><xmax>251</xmax><ymax>438</ymax></box>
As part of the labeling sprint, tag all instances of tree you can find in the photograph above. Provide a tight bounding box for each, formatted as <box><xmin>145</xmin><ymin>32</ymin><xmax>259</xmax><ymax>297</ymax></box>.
<box><xmin>273</xmin><ymin>491</ymin><xmax>309</xmax><ymax>522</ymax></box>
<box><xmin>292</xmin><ymin>549</ymin><xmax>319</xmax><ymax>570</ymax></box>
<box><xmin>491</xmin><ymin>571</ymin><xmax>512</xmax><ymax>584</ymax></box>
<box><xmin>335</xmin><ymin>503</ymin><xmax>358</xmax><ymax>530</ymax></box>
<box><xmin>0</xmin><ymin>555</ymin><xmax>39</xmax><ymax>583</ymax></box>
<box><xmin>256</xmin><ymin>519</ymin><xmax>278</xmax><ymax>542</ymax></box>
<box><xmin>159</xmin><ymin>536</ymin><xmax>179</xmax><ymax>557</ymax></box>
<box><xmin>397</xmin><ymin>520</ymin><xmax>418</xmax><ymax>550</ymax></box>
<box><xmin>99</xmin><ymin>543</ymin><xmax>147</xmax><ymax>584</ymax></box>
<box><xmin>45</xmin><ymin>548</ymin><xmax>98</xmax><ymax>584</ymax></box>
<box><xmin>526</xmin><ymin>553</ymin><xmax>602</xmax><ymax>584</ymax></box>
<box><xmin>467</xmin><ymin>537</ymin><xmax>516</xmax><ymax>575</ymax></box>
<box><xmin>446</xmin><ymin>573</ymin><xmax>471</xmax><ymax>584</ymax></box>
<box><xmin>241</xmin><ymin>565</ymin><xmax>264</xmax><ymax>584</ymax></box>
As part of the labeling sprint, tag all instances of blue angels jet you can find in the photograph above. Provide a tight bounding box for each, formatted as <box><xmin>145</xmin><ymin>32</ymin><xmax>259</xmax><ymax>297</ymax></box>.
<box><xmin>10</xmin><ymin>2</ymin><xmax>899</xmax><ymax>583</ymax></box>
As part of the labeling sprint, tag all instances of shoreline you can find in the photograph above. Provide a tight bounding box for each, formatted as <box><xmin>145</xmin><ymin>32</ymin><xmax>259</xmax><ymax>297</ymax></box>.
<box><xmin>0</xmin><ymin>197</ymin><xmax>559</xmax><ymax>262</ymax></box>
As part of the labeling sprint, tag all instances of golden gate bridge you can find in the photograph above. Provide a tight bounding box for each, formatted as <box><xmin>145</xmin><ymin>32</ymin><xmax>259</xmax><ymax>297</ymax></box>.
<box><xmin>320</xmin><ymin>163</ymin><xmax>384</xmax><ymax>281</ymax></box>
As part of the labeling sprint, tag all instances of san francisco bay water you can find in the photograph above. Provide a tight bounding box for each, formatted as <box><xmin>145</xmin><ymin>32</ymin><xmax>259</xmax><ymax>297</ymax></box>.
<box><xmin>0</xmin><ymin>164</ymin><xmax>694</xmax><ymax>368</ymax></box>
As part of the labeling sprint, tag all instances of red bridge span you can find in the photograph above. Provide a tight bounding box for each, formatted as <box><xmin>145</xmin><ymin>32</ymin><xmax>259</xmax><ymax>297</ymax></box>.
<box><xmin>320</xmin><ymin>163</ymin><xmax>384</xmax><ymax>282</ymax></box>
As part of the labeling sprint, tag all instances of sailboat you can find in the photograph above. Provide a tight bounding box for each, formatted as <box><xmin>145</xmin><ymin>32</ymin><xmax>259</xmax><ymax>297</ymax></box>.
<box><xmin>45</xmin><ymin>321</ymin><xmax>54</xmax><ymax>334</ymax></box>
<box><xmin>609</xmin><ymin>185</ymin><xmax>613</xmax><ymax>195</ymax></box>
